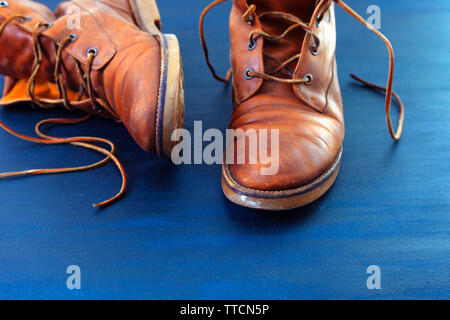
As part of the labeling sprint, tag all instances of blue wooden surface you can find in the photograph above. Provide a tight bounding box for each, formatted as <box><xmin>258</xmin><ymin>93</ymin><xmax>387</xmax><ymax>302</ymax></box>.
<box><xmin>0</xmin><ymin>0</ymin><xmax>449</xmax><ymax>299</ymax></box>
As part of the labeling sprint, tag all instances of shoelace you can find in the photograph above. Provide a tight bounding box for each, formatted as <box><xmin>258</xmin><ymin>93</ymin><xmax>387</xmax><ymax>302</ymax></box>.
<box><xmin>0</xmin><ymin>14</ymin><xmax>126</xmax><ymax>207</ymax></box>
<box><xmin>199</xmin><ymin>0</ymin><xmax>405</xmax><ymax>140</ymax></box>
<box><xmin>54</xmin><ymin>34</ymin><xmax>121</xmax><ymax>118</ymax></box>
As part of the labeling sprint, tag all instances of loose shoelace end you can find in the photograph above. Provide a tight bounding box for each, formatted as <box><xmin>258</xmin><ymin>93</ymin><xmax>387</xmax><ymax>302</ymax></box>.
<box><xmin>349</xmin><ymin>73</ymin><xmax>405</xmax><ymax>141</ymax></box>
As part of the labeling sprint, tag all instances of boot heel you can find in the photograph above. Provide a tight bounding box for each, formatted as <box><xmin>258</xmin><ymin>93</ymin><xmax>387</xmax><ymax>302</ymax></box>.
<box><xmin>160</xmin><ymin>34</ymin><xmax>184</xmax><ymax>158</ymax></box>
<box><xmin>130</xmin><ymin>0</ymin><xmax>185</xmax><ymax>157</ymax></box>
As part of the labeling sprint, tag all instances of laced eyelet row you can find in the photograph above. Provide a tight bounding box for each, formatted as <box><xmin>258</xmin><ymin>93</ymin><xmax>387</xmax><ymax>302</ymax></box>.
<box><xmin>64</xmin><ymin>34</ymin><xmax>98</xmax><ymax>58</ymax></box>
<box><xmin>245</xmin><ymin>13</ymin><xmax>255</xmax><ymax>78</ymax></box>
<box><xmin>247</xmin><ymin>12</ymin><xmax>257</xmax><ymax>50</ymax></box>
<box><xmin>55</xmin><ymin>34</ymin><xmax>103</xmax><ymax>113</ymax></box>
<box><xmin>245</xmin><ymin>13</ymin><xmax>256</xmax><ymax>75</ymax></box>
<box><xmin>242</xmin><ymin>8</ymin><xmax>322</xmax><ymax>85</ymax></box>
<box><xmin>307</xmin><ymin>11</ymin><xmax>331</xmax><ymax>80</ymax></box>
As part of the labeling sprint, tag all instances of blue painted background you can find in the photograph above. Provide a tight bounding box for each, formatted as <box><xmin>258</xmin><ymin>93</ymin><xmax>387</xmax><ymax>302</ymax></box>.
<box><xmin>0</xmin><ymin>0</ymin><xmax>449</xmax><ymax>299</ymax></box>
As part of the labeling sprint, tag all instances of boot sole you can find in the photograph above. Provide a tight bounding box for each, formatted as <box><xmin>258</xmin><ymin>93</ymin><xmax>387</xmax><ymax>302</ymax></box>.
<box><xmin>131</xmin><ymin>0</ymin><xmax>185</xmax><ymax>157</ymax></box>
<box><xmin>222</xmin><ymin>148</ymin><xmax>342</xmax><ymax>211</ymax></box>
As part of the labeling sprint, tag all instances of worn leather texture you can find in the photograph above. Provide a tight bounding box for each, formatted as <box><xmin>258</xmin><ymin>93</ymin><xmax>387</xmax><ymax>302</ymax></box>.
<box><xmin>227</xmin><ymin>0</ymin><xmax>345</xmax><ymax>191</ymax></box>
<box><xmin>0</xmin><ymin>0</ymin><xmax>162</xmax><ymax>152</ymax></box>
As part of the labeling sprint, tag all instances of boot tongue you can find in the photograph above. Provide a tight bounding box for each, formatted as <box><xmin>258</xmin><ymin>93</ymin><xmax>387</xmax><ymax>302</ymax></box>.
<box><xmin>249</xmin><ymin>0</ymin><xmax>317</xmax><ymax>20</ymax></box>
<box><xmin>248</xmin><ymin>0</ymin><xmax>317</xmax><ymax>76</ymax></box>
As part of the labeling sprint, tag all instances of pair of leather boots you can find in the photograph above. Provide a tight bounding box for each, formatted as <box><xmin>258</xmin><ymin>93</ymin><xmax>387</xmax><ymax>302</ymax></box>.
<box><xmin>0</xmin><ymin>0</ymin><xmax>404</xmax><ymax>210</ymax></box>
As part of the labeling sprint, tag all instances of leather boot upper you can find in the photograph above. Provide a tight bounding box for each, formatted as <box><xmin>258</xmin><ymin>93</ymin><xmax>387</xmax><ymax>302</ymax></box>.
<box><xmin>0</xmin><ymin>0</ymin><xmax>163</xmax><ymax>152</ymax></box>
<box><xmin>227</xmin><ymin>0</ymin><xmax>344</xmax><ymax>191</ymax></box>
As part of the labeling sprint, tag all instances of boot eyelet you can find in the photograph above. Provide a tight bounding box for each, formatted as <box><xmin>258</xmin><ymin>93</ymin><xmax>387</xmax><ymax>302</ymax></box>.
<box><xmin>20</xmin><ymin>16</ymin><xmax>32</xmax><ymax>22</ymax></box>
<box><xmin>87</xmin><ymin>47</ymin><xmax>98</xmax><ymax>57</ymax></box>
<box><xmin>245</xmin><ymin>68</ymin><xmax>254</xmax><ymax>80</ymax></box>
<box><xmin>303</xmin><ymin>74</ymin><xmax>313</xmax><ymax>85</ymax></box>
<box><xmin>68</xmin><ymin>34</ymin><xmax>77</xmax><ymax>42</ymax></box>
<box><xmin>0</xmin><ymin>1</ymin><xmax>9</xmax><ymax>7</ymax></box>
<box><xmin>316</xmin><ymin>15</ymin><xmax>321</xmax><ymax>27</ymax></box>
<box><xmin>247</xmin><ymin>16</ymin><xmax>254</xmax><ymax>26</ymax></box>
<box><xmin>248</xmin><ymin>38</ymin><xmax>256</xmax><ymax>50</ymax></box>
<box><xmin>311</xmin><ymin>44</ymin><xmax>319</xmax><ymax>56</ymax></box>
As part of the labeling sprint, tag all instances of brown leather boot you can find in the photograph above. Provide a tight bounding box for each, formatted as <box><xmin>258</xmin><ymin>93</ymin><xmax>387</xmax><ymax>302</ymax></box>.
<box><xmin>0</xmin><ymin>0</ymin><xmax>184</xmax><ymax>206</ymax></box>
<box><xmin>0</xmin><ymin>0</ymin><xmax>184</xmax><ymax>157</ymax></box>
<box><xmin>200</xmin><ymin>0</ymin><xmax>405</xmax><ymax>210</ymax></box>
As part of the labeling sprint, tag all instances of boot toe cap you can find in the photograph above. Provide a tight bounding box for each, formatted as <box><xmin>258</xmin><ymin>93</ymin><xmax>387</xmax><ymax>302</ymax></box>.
<box><xmin>227</xmin><ymin>105</ymin><xmax>344</xmax><ymax>191</ymax></box>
